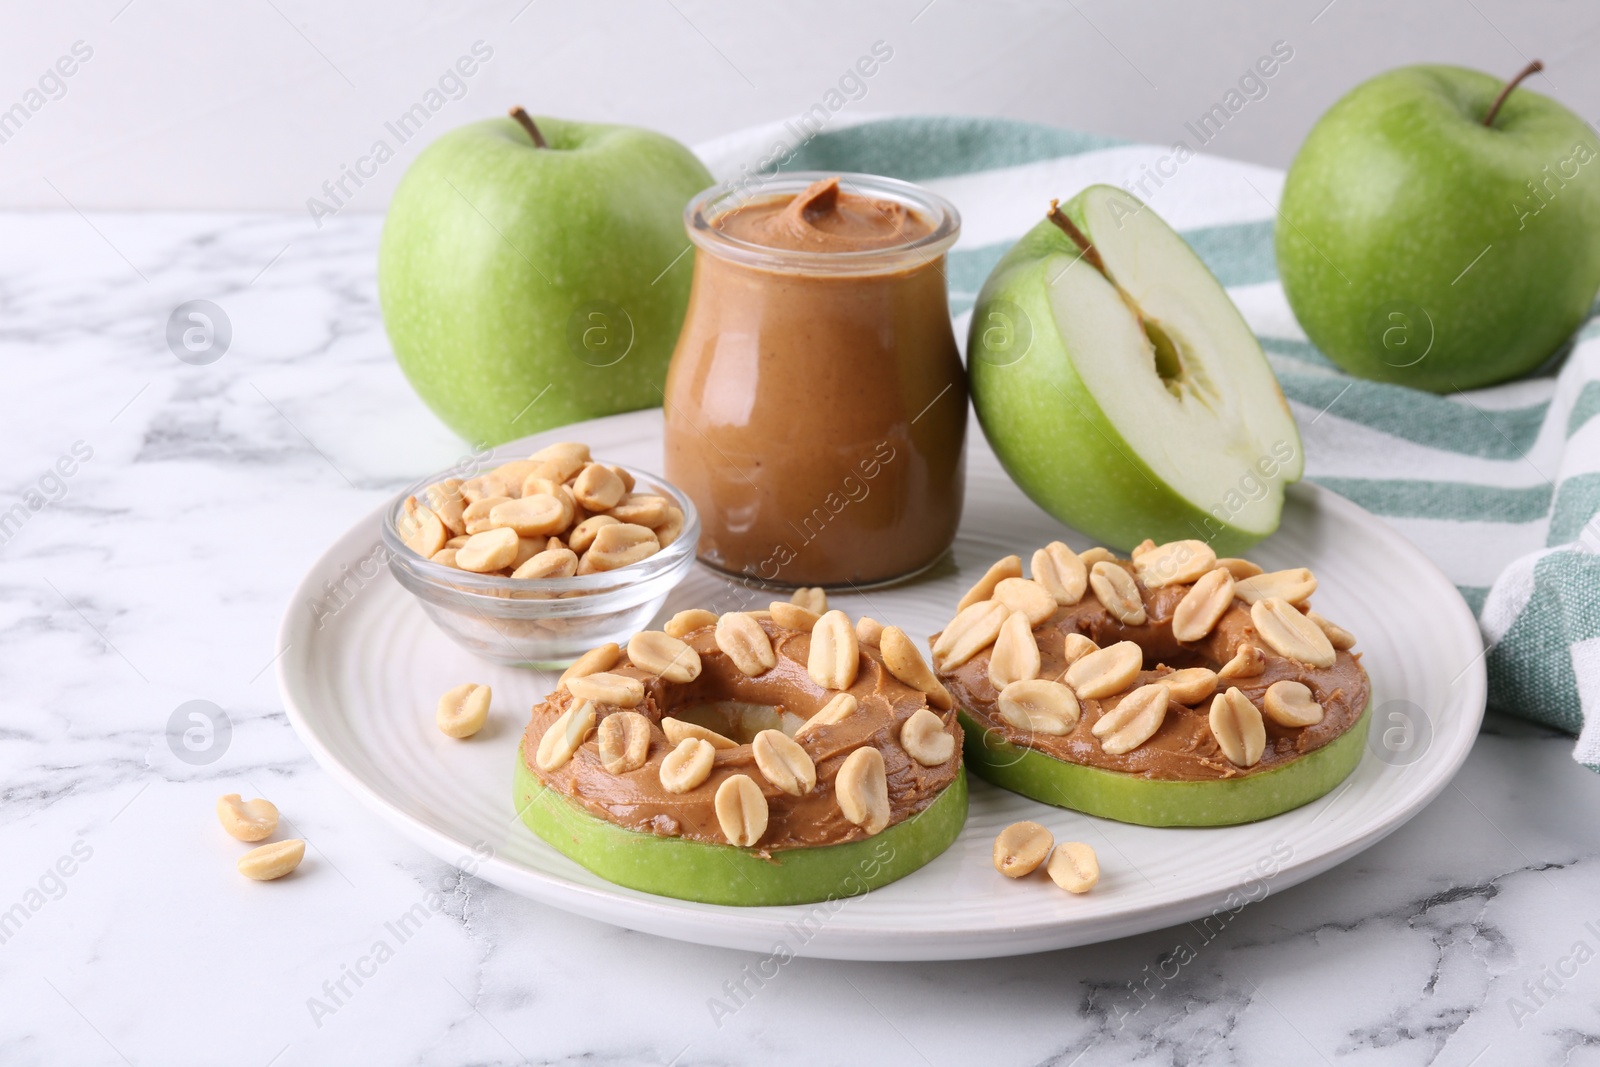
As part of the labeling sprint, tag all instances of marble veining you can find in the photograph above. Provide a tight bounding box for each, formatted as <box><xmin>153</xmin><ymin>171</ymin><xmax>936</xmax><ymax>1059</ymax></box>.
<box><xmin>2</xmin><ymin>210</ymin><xmax>1599</xmax><ymax>1066</ymax></box>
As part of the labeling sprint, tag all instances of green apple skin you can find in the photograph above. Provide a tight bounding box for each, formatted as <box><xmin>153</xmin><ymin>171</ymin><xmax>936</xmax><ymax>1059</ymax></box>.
<box><xmin>958</xmin><ymin>704</ymin><xmax>1369</xmax><ymax>827</ymax></box>
<box><xmin>513</xmin><ymin>747</ymin><xmax>968</xmax><ymax>906</ymax></box>
<box><xmin>1278</xmin><ymin>65</ymin><xmax>1600</xmax><ymax>392</ymax></box>
<box><xmin>969</xmin><ymin>188</ymin><xmax>1300</xmax><ymax>556</ymax></box>
<box><xmin>379</xmin><ymin>116</ymin><xmax>713</xmax><ymax>446</ymax></box>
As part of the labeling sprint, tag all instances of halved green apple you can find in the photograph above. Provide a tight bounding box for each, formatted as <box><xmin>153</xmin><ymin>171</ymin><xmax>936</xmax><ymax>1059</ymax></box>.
<box><xmin>513</xmin><ymin>746</ymin><xmax>968</xmax><ymax>906</ymax></box>
<box><xmin>957</xmin><ymin>703</ymin><xmax>1370</xmax><ymax>827</ymax></box>
<box><xmin>969</xmin><ymin>185</ymin><xmax>1303</xmax><ymax>556</ymax></box>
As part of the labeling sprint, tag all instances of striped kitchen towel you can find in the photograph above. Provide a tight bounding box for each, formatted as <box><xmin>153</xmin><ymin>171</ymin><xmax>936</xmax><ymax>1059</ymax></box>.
<box><xmin>697</xmin><ymin>114</ymin><xmax>1600</xmax><ymax>769</ymax></box>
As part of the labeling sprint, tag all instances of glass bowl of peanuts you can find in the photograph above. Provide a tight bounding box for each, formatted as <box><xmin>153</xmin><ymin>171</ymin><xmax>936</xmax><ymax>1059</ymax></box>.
<box><xmin>382</xmin><ymin>441</ymin><xmax>699</xmax><ymax>669</ymax></box>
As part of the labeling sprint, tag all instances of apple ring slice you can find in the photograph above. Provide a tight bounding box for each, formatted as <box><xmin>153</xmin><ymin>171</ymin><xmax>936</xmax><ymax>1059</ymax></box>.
<box><xmin>932</xmin><ymin>542</ymin><xmax>1370</xmax><ymax>827</ymax></box>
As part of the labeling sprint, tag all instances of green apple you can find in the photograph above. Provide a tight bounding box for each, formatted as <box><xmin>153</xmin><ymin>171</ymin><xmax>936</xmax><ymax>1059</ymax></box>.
<box><xmin>1277</xmin><ymin>62</ymin><xmax>1600</xmax><ymax>391</ymax></box>
<box><xmin>969</xmin><ymin>185</ymin><xmax>1303</xmax><ymax>556</ymax></box>
<box><xmin>958</xmin><ymin>704</ymin><xmax>1370</xmax><ymax>827</ymax></box>
<box><xmin>380</xmin><ymin>110</ymin><xmax>713</xmax><ymax>445</ymax></box>
<box><xmin>513</xmin><ymin>746</ymin><xmax>968</xmax><ymax>906</ymax></box>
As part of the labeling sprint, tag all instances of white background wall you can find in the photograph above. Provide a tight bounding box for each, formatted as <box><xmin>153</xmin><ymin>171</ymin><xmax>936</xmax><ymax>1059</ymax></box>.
<box><xmin>4</xmin><ymin>0</ymin><xmax>1598</xmax><ymax>212</ymax></box>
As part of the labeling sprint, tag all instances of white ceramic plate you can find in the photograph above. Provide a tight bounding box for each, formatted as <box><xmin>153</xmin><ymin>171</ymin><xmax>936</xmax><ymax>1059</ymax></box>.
<box><xmin>279</xmin><ymin>409</ymin><xmax>1486</xmax><ymax>961</ymax></box>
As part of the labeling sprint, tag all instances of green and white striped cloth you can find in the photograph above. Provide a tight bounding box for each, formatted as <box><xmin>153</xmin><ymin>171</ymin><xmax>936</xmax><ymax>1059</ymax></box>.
<box><xmin>698</xmin><ymin>114</ymin><xmax>1600</xmax><ymax>768</ymax></box>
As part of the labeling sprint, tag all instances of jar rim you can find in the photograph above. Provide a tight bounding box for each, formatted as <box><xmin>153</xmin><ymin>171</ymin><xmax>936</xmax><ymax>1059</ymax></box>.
<box><xmin>684</xmin><ymin>170</ymin><xmax>960</xmax><ymax>275</ymax></box>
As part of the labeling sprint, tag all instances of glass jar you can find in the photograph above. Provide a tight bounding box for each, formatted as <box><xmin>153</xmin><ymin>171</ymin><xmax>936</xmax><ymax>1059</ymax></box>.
<box><xmin>664</xmin><ymin>172</ymin><xmax>966</xmax><ymax>589</ymax></box>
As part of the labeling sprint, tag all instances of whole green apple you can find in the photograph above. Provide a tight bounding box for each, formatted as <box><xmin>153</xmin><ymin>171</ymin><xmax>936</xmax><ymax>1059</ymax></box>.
<box><xmin>1277</xmin><ymin>62</ymin><xmax>1600</xmax><ymax>391</ymax></box>
<box><xmin>379</xmin><ymin>110</ymin><xmax>713</xmax><ymax>445</ymax></box>
<box><xmin>969</xmin><ymin>185</ymin><xmax>1303</xmax><ymax>556</ymax></box>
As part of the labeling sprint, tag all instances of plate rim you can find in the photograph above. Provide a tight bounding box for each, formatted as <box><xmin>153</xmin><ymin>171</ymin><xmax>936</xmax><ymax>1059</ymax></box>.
<box><xmin>277</xmin><ymin>409</ymin><xmax>1487</xmax><ymax>960</ymax></box>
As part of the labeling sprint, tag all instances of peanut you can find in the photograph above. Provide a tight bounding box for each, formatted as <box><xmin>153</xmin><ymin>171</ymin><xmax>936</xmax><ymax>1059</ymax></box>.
<box><xmin>1047</xmin><ymin>841</ymin><xmax>1099</xmax><ymax>893</ymax></box>
<box><xmin>993</xmin><ymin>821</ymin><xmax>1053</xmax><ymax>878</ymax></box>
<box><xmin>462</xmin><ymin>496</ymin><xmax>511</xmax><ymax>535</ymax></box>
<box><xmin>659</xmin><ymin>736</ymin><xmax>715</xmax><ymax>793</ymax></box>
<box><xmin>664</xmin><ymin>608</ymin><xmax>719</xmax><ymax>639</ymax></box>
<box><xmin>996</xmin><ymin>678</ymin><xmax>1079</xmax><ymax>736</ymax></box>
<box><xmin>582</xmin><ymin>522</ymin><xmax>660</xmax><ymax>571</ymax></box>
<box><xmin>1209</xmin><ymin>687</ymin><xmax>1266</xmax><ymax>766</ymax></box>
<box><xmin>931</xmin><ymin>600</ymin><xmax>1008</xmax><ymax>670</ymax></box>
<box><xmin>627</xmin><ymin>630</ymin><xmax>702</xmax><ymax>683</ymax></box>
<box><xmin>879</xmin><ymin>626</ymin><xmax>953</xmax><ymax>709</ymax></box>
<box><xmin>567</xmin><ymin>671</ymin><xmax>644</xmax><ymax>708</ymax></box>
<box><xmin>1217</xmin><ymin>557</ymin><xmax>1264</xmax><ymax>580</ymax></box>
<box><xmin>568</xmin><ymin>514</ymin><xmax>620</xmax><ymax>554</ymax></box>
<box><xmin>436</xmin><ymin>682</ymin><xmax>491</xmax><ymax>738</ymax></box>
<box><xmin>456</xmin><ymin>527</ymin><xmax>519</xmax><ymax>573</ymax></box>
<box><xmin>716</xmin><ymin>612</ymin><xmax>777</xmax><ymax>677</ymax></box>
<box><xmin>609</xmin><ymin>493</ymin><xmax>669</xmax><ymax>527</ymax></box>
<box><xmin>399</xmin><ymin>496</ymin><xmax>447</xmax><ymax>558</ymax></box>
<box><xmin>572</xmin><ymin>463</ymin><xmax>625</xmax><ymax>511</ymax></box>
<box><xmin>1235</xmin><ymin>568</ymin><xmax>1318</xmax><ymax>606</ymax></box>
<box><xmin>1160</xmin><ymin>667</ymin><xmax>1219</xmax><ymax>706</ymax></box>
<box><xmin>661</xmin><ymin>716</ymin><xmax>737</xmax><ymax>750</ymax></box>
<box><xmin>1062</xmin><ymin>633</ymin><xmax>1098</xmax><ymax>664</ymax></box>
<box><xmin>957</xmin><ymin>554</ymin><xmax>1022</xmax><ymax>612</ymax></box>
<box><xmin>808</xmin><ymin>609</ymin><xmax>860</xmax><ymax>690</ymax></box>
<box><xmin>1064</xmin><ymin>640</ymin><xmax>1143</xmax><ymax>700</ymax></box>
<box><xmin>795</xmin><ymin>692</ymin><xmax>859</xmax><ymax>739</ymax></box>
<box><xmin>1307</xmin><ymin>611</ymin><xmax>1357</xmax><ymax>650</ymax></box>
<box><xmin>536</xmin><ymin>700</ymin><xmax>596</xmax><ymax>771</ymax></box>
<box><xmin>1031</xmin><ymin>541</ymin><xmax>1087</xmax><ymax>606</ymax></box>
<box><xmin>1217</xmin><ymin>642</ymin><xmax>1267</xmax><ymax>679</ymax></box>
<box><xmin>1262</xmin><ymin>679</ymin><xmax>1324</xmax><ymax>727</ymax></box>
<box><xmin>790</xmin><ymin>587</ymin><xmax>828</xmax><ymax>614</ymax></box>
<box><xmin>1092</xmin><ymin>683</ymin><xmax>1170</xmax><ymax>756</ymax></box>
<box><xmin>653</xmin><ymin>506</ymin><xmax>686</xmax><ymax>548</ymax></box>
<box><xmin>988</xmin><ymin>610</ymin><xmax>1041</xmax><ymax>689</ymax></box>
<box><xmin>1172</xmin><ymin>567</ymin><xmax>1236</xmax><ymax>643</ymax></box>
<box><xmin>512</xmin><ymin>546</ymin><xmax>579</xmax><ymax>580</ymax></box>
<box><xmin>752</xmin><ymin>729</ymin><xmax>817</xmax><ymax>795</ymax></box>
<box><xmin>898</xmin><ymin>708</ymin><xmax>955</xmax><ymax>766</ymax></box>
<box><xmin>768</xmin><ymin>601</ymin><xmax>820</xmax><ymax>631</ymax></box>
<box><xmin>528</xmin><ymin>441</ymin><xmax>590</xmax><ymax>481</ymax></box>
<box><xmin>1251</xmin><ymin>597</ymin><xmax>1336</xmax><ymax>667</ymax></box>
<box><xmin>237</xmin><ymin>839</ymin><xmax>305</xmax><ymax>882</ymax></box>
<box><xmin>855</xmin><ymin>616</ymin><xmax>884</xmax><ymax>648</ymax></box>
<box><xmin>1089</xmin><ymin>562</ymin><xmax>1147</xmax><ymax>626</ymax></box>
<box><xmin>835</xmin><ymin>746</ymin><xmax>889</xmax><ymax>835</ymax></box>
<box><xmin>216</xmin><ymin>794</ymin><xmax>279</xmax><ymax>842</ymax></box>
<box><xmin>423</xmin><ymin>480</ymin><xmax>467</xmax><ymax>536</ymax></box>
<box><xmin>559</xmin><ymin>642</ymin><xmax>619</xmax><ymax>687</ymax></box>
<box><xmin>992</xmin><ymin>577</ymin><xmax>1057</xmax><ymax>627</ymax></box>
<box><xmin>714</xmin><ymin>774</ymin><xmax>769</xmax><ymax>847</ymax></box>
<box><xmin>597</xmin><ymin>711</ymin><xmax>652</xmax><ymax>774</ymax></box>
<box><xmin>1133</xmin><ymin>539</ymin><xmax>1217</xmax><ymax>587</ymax></box>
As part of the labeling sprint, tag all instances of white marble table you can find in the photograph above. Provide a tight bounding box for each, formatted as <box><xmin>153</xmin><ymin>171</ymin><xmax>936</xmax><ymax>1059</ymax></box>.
<box><xmin>5</xmin><ymin>210</ymin><xmax>1599</xmax><ymax>1067</ymax></box>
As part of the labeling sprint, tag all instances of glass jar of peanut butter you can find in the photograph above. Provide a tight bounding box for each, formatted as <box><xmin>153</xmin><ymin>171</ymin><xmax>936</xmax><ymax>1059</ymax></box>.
<box><xmin>664</xmin><ymin>172</ymin><xmax>966</xmax><ymax>589</ymax></box>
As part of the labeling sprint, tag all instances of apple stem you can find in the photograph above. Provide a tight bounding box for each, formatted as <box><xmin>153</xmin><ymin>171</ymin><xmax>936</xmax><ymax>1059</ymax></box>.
<box><xmin>1483</xmin><ymin>60</ymin><xmax>1543</xmax><ymax>128</ymax></box>
<box><xmin>509</xmin><ymin>106</ymin><xmax>548</xmax><ymax>148</ymax></box>
<box><xmin>1046</xmin><ymin>199</ymin><xmax>1108</xmax><ymax>276</ymax></box>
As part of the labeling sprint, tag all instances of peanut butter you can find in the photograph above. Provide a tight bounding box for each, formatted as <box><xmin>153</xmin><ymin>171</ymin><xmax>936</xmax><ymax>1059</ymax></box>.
<box><xmin>941</xmin><ymin>569</ymin><xmax>1370</xmax><ymax>780</ymax></box>
<box><xmin>520</xmin><ymin>616</ymin><xmax>963</xmax><ymax>852</ymax></box>
<box><xmin>664</xmin><ymin>174</ymin><xmax>966</xmax><ymax>588</ymax></box>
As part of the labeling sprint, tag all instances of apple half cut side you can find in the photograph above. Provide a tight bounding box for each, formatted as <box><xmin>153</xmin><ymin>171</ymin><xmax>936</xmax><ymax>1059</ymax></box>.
<box><xmin>969</xmin><ymin>185</ymin><xmax>1303</xmax><ymax>556</ymax></box>
<box><xmin>956</xmin><ymin>704</ymin><xmax>1370</xmax><ymax>828</ymax></box>
<box><xmin>513</xmin><ymin>747</ymin><xmax>968</xmax><ymax>906</ymax></box>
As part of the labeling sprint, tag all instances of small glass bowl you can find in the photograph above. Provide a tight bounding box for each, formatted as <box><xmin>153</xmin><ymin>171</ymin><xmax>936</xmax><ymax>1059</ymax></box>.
<box><xmin>381</xmin><ymin>461</ymin><xmax>699</xmax><ymax>669</ymax></box>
